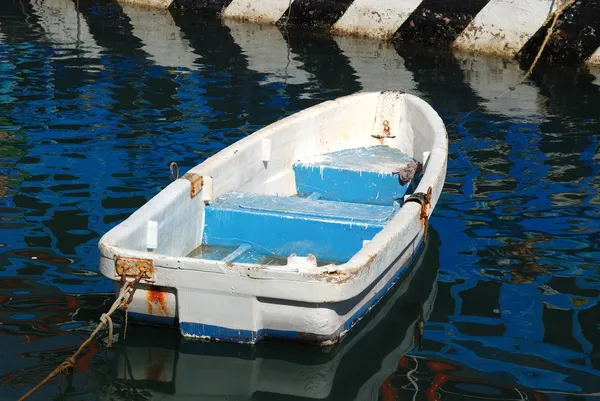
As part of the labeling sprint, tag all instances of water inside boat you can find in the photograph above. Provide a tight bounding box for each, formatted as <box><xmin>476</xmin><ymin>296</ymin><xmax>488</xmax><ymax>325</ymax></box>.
<box><xmin>187</xmin><ymin>145</ymin><xmax>422</xmax><ymax>266</ymax></box>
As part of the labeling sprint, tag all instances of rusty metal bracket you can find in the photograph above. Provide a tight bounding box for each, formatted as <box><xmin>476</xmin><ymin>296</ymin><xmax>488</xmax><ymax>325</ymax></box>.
<box><xmin>182</xmin><ymin>172</ymin><xmax>204</xmax><ymax>198</ymax></box>
<box><xmin>115</xmin><ymin>256</ymin><xmax>154</xmax><ymax>280</ymax></box>
<box><xmin>404</xmin><ymin>186</ymin><xmax>432</xmax><ymax>243</ymax></box>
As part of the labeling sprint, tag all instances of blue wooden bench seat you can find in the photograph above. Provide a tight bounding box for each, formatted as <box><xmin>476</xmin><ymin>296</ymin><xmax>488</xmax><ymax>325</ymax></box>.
<box><xmin>198</xmin><ymin>146</ymin><xmax>419</xmax><ymax>265</ymax></box>
<box><xmin>292</xmin><ymin>145</ymin><xmax>419</xmax><ymax>206</ymax></box>
<box><xmin>202</xmin><ymin>191</ymin><xmax>397</xmax><ymax>264</ymax></box>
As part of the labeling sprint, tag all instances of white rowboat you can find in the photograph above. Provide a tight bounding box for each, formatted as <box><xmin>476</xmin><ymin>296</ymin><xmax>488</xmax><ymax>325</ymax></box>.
<box><xmin>98</xmin><ymin>90</ymin><xmax>448</xmax><ymax>345</ymax></box>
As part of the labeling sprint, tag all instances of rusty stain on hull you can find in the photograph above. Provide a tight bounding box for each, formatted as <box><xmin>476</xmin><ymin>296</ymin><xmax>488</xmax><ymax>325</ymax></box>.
<box><xmin>147</xmin><ymin>287</ymin><xmax>169</xmax><ymax>316</ymax></box>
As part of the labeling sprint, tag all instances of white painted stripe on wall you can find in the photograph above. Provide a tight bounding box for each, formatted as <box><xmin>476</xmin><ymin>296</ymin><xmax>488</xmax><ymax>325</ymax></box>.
<box><xmin>588</xmin><ymin>47</ymin><xmax>600</xmax><ymax>67</ymax></box>
<box><xmin>121</xmin><ymin>4</ymin><xmax>198</xmax><ymax>70</ymax></box>
<box><xmin>224</xmin><ymin>19</ymin><xmax>312</xmax><ymax>86</ymax></box>
<box><xmin>118</xmin><ymin>0</ymin><xmax>173</xmax><ymax>8</ymax></box>
<box><xmin>452</xmin><ymin>0</ymin><xmax>556</xmax><ymax>58</ymax></box>
<box><xmin>456</xmin><ymin>54</ymin><xmax>543</xmax><ymax>119</ymax></box>
<box><xmin>223</xmin><ymin>0</ymin><xmax>291</xmax><ymax>24</ymax></box>
<box><xmin>30</xmin><ymin>0</ymin><xmax>103</xmax><ymax>59</ymax></box>
<box><xmin>332</xmin><ymin>0</ymin><xmax>422</xmax><ymax>40</ymax></box>
<box><xmin>334</xmin><ymin>36</ymin><xmax>418</xmax><ymax>94</ymax></box>
<box><xmin>591</xmin><ymin>66</ymin><xmax>600</xmax><ymax>87</ymax></box>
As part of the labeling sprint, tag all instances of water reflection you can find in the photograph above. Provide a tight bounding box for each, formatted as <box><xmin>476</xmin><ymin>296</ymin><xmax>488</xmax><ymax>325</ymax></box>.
<box><xmin>381</xmin><ymin>356</ymin><xmax>600</xmax><ymax>401</ymax></box>
<box><xmin>29</xmin><ymin>0</ymin><xmax>103</xmax><ymax>60</ymax></box>
<box><xmin>120</xmin><ymin>3</ymin><xmax>196</xmax><ymax>70</ymax></box>
<box><xmin>333</xmin><ymin>35</ymin><xmax>418</xmax><ymax>94</ymax></box>
<box><xmin>0</xmin><ymin>1</ymin><xmax>599</xmax><ymax>400</ymax></box>
<box><xmin>224</xmin><ymin>19</ymin><xmax>313</xmax><ymax>87</ymax></box>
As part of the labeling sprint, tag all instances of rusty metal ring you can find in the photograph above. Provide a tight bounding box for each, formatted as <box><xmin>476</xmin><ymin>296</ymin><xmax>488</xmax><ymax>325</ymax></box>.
<box><xmin>383</xmin><ymin>120</ymin><xmax>390</xmax><ymax>132</ymax></box>
<box><xmin>170</xmin><ymin>162</ymin><xmax>179</xmax><ymax>181</ymax></box>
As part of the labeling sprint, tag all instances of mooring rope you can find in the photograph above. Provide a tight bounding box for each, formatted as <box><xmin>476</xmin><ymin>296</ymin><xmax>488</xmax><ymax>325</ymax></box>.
<box><xmin>512</xmin><ymin>0</ymin><xmax>578</xmax><ymax>89</ymax></box>
<box><xmin>17</xmin><ymin>272</ymin><xmax>145</xmax><ymax>401</ymax></box>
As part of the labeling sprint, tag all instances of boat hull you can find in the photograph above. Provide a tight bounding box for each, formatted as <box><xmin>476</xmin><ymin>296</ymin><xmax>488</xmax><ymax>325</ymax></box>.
<box><xmin>117</xmin><ymin>230</ymin><xmax>427</xmax><ymax>345</ymax></box>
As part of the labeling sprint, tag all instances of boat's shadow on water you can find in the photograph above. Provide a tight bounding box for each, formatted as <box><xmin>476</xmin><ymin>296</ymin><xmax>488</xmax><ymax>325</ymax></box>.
<box><xmin>96</xmin><ymin>228</ymin><xmax>442</xmax><ymax>401</ymax></box>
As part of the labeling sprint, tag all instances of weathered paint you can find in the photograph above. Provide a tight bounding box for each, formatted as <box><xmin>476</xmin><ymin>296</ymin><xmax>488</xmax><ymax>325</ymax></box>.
<box><xmin>277</xmin><ymin>0</ymin><xmax>355</xmax><ymax>30</ymax></box>
<box><xmin>222</xmin><ymin>0</ymin><xmax>291</xmax><ymax>24</ymax></box>
<box><xmin>113</xmin><ymin>0</ymin><xmax>600</xmax><ymax>66</ymax></box>
<box><xmin>592</xmin><ymin>65</ymin><xmax>600</xmax><ymax>86</ymax></box>
<box><xmin>293</xmin><ymin>146</ymin><xmax>417</xmax><ymax>206</ymax></box>
<box><xmin>452</xmin><ymin>0</ymin><xmax>556</xmax><ymax>59</ymax></box>
<box><xmin>591</xmin><ymin>47</ymin><xmax>600</xmax><ymax>66</ymax></box>
<box><xmin>393</xmin><ymin>0</ymin><xmax>493</xmax><ymax>47</ymax></box>
<box><xmin>120</xmin><ymin>0</ymin><xmax>172</xmax><ymax>7</ymax></box>
<box><xmin>331</xmin><ymin>0</ymin><xmax>423</xmax><ymax>39</ymax></box>
<box><xmin>98</xmin><ymin>91</ymin><xmax>448</xmax><ymax>344</ymax></box>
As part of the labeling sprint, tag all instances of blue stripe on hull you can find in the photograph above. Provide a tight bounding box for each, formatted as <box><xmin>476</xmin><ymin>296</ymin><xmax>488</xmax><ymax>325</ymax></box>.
<box><xmin>178</xmin><ymin>323</ymin><xmax>301</xmax><ymax>344</ymax></box>
<box><xmin>178</xmin><ymin>235</ymin><xmax>424</xmax><ymax>345</ymax></box>
<box><xmin>128</xmin><ymin>312</ymin><xmax>177</xmax><ymax>327</ymax></box>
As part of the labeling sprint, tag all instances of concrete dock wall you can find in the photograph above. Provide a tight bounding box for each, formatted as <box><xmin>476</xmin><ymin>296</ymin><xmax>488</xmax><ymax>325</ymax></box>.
<box><xmin>117</xmin><ymin>0</ymin><xmax>600</xmax><ymax>67</ymax></box>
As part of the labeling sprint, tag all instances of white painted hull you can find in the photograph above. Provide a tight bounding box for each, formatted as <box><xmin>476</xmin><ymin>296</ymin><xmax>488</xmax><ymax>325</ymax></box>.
<box><xmin>98</xmin><ymin>90</ymin><xmax>448</xmax><ymax>344</ymax></box>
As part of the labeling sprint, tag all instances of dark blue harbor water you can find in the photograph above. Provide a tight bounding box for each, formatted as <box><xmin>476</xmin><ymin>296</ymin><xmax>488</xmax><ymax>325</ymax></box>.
<box><xmin>0</xmin><ymin>0</ymin><xmax>599</xmax><ymax>400</ymax></box>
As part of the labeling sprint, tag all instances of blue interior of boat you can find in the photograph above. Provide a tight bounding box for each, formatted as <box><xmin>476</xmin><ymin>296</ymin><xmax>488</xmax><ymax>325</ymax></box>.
<box><xmin>195</xmin><ymin>145</ymin><xmax>420</xmax><ymax>265</ymax></box>
<box><xmin>202</xmin><ymin>191</ymin><xmax>395</xmax><ymax>263</ymax></box>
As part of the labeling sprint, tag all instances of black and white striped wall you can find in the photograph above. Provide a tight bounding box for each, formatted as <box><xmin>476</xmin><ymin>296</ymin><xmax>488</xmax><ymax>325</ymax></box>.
<box><xmin>116</xmin><ymin>0</ymin><xmax>600</xmax><ymax>67</ymax></box>
<box><xmin>24</xmin><ymin>0</ymin><xmax>598</xmax><ymax>113</ymax></box>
